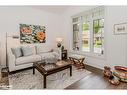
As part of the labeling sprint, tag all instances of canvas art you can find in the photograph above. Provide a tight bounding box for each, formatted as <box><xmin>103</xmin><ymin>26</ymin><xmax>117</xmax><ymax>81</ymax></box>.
<box><xmin>20</xmin><ymin>24</ymin><xmax>46</xmax><ymax>44</ymax></box>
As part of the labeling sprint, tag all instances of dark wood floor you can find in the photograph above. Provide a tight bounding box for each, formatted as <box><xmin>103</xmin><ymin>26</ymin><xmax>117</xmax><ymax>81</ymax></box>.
<box><xmin>0</xmin><ymin>64</ymin><xmax>127</xmax><ymax>89</ymax></box>
<box><xmin>66</xmin><ymin>65</ymin><xmax>127</xmax><ymax>89</ymax></box>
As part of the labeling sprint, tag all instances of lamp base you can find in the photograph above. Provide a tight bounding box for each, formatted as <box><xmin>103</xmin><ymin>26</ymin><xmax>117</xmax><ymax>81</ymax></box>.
<box><xmin>57</xmin><ymin>43</ymin><xmax>61</xmax><ymax>47</ymax></box>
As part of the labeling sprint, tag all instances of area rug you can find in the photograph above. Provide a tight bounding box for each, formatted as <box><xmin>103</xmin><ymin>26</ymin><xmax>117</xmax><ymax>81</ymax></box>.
<box><xmin>8</xmin><ymin>66</ymin><xmax>91</xmax><ymax>89</ymax></box>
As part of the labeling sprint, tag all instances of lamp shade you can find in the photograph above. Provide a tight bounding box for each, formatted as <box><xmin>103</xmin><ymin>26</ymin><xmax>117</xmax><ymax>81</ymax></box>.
<box><xmin>56</xmin><ymin>38</ymin><xmax>63</xmax><ymax>43</ymax></box>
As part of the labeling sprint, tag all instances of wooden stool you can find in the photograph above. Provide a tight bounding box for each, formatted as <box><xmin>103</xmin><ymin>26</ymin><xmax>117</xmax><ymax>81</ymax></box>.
<box><xmin>69</xmin><ymin>54</ymin><xmax>85</xmax><ymax>69</ymax></box>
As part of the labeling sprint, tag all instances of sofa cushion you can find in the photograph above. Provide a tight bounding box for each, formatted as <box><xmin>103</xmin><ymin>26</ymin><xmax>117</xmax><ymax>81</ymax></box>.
<box><xmin>11</xmin><ymin>47</ymin><xmax>23</xmax><ymax>58</ymax></box>
<box><xmin>39</xmin><ymin>52</ymin><xmax>55</xmax><ymax>59</ymax></box>
<box><xmin>36</xmin><ymin>45</ymin><xmax>52</xmax><ymax>54</ymax></box>
<box><xmin>16</xmin><ymin>55</ymin><xmax>41</xmax><ymax>65</ymax></box>
<box><xmin>21</xmin><ymin>46</ymin><xmax>35</xmax><ymax>56</ymax></box>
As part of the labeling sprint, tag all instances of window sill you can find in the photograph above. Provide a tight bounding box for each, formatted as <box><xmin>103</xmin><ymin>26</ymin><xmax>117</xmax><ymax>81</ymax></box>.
<box><xmin>69</xmin><ymin>50</ymin><xmax>106</xmax><ymax>60</ymax></box>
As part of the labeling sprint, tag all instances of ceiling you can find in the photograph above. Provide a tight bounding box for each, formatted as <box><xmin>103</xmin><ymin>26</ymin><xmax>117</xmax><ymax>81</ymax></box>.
<box><xmin>32</xmin><ymin>6</ymin><xmax>70</xmax><ymax>14</ymax></box>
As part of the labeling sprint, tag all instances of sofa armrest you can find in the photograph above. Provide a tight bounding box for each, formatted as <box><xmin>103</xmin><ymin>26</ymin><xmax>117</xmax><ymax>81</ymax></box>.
<box><xmin>53</xmin><ymin>48</ymin><xmax>62</xmax><ymax>60</ymax></box>
<box><xmin>7</xmin><ymin>49</ymin><xmax>16</xmax><ymax>72</ymax></box>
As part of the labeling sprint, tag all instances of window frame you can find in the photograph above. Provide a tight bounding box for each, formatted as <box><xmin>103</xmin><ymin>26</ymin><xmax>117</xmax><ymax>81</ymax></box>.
<box><xmin>72</xmin><ymin>17</ymin><xmax>81</xmax><ymax>51</ymax></box>
<box><xmin>81</xmin><ymin>20</ymin><xmax>91</xmax><ymax>52</ymax></box>
<box><xmin>71</xmin><ymin>7</ymin><xmax>106</xmax><ymax>59</ymax></box>
<box><xmin>93</xmin><ymin>18</ymin><xmax>104</xmax><ymax>54</ymax></box>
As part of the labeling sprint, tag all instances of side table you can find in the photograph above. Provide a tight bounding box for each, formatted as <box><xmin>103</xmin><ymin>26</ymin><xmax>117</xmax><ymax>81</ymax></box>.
<box><xmin>61</xmin><ymin>50</ymin><xmax>67</xmax><ymax>60</ymax></box>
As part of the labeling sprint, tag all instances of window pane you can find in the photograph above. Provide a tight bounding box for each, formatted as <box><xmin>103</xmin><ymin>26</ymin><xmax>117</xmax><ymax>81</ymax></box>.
<box><xmin>93</xmin><ymin>19</ymin><xmax>104</xmax><ymax>54</ymax></box>
<box><xmin>73</xmin><ymin>24</ymin><xmax>79</xmax><ymax>31</ymax></box>
<box><xmin>94</xmin><ymin>20</ymin><xmax>99</xmax><ymax>28</ymax></box>
<box><xmin>73</xmin><ymin>23</ymin><xmax>80</xmax><ymax>51</ymax></box>
<box><xmin>82</xmin><ymin>22</ymin><xmax>90</xmax><ymax>52</ymax></box>
<box><xmin>99</xmin><ymin>19</ymin><xmax>104</xmax><ymax>27</ymax></box>
<box><xmin>73</xmin><ymin>17</ymin><xmax>79</xmax><ymax>23</ymax></box>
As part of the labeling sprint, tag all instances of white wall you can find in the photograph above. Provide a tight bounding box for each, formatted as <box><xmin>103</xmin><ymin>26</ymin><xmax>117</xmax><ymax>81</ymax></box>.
<box><xmin>0</xmin><ymin>6</ymin><xmax>127</xmax><ymax>70</ymax></box>
<box><xmin>61</xmin><ymin>6</ymin><xmax>127</xmax><ymax>69</ymax></box>
<box><xmin>0</xmin><ymin>6</ymin><xmax>62</xmax><ymax>67</ymax></box>
<box><xmin>106</xmin><ymin>6</ymin><xmax>127</xmax><ymax>68</ymax></box>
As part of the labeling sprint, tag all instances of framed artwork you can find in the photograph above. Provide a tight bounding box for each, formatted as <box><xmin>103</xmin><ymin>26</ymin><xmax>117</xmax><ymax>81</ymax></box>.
<box><xmin>114</xmin><ymin>23</ymin><xmax>127</xmax><ymax>34</ymax></box>
<box><xmin>20</xmin><ymin>24</ymin><xmax>46</xmax><ymax>44</ymax></box>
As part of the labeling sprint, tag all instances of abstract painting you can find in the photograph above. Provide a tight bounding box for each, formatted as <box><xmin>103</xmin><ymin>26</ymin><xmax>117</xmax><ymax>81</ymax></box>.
<box><xmin>20</xmin><ymin>24</ymin><xmax>46</xmax><ymax>44</ymax></box>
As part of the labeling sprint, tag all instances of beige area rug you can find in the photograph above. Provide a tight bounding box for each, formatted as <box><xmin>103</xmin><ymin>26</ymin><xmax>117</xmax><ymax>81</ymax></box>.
<box><xmin>8</xmin><ymin>66</ymin><xmax>91</xmax><ymax>89</ymax></box>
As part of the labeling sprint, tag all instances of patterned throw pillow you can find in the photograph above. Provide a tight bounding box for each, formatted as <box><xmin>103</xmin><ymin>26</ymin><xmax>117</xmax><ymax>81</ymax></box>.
<box><xmin>11</xmin><ymin>47</ymin><xmax>23</xmax><ymax>58</ymax></box>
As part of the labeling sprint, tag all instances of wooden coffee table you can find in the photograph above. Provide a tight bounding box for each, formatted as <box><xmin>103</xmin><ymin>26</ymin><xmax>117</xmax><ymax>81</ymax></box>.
<box><xmin>33</xmin><ymin>61</ymin><xmax>72</xmax><ymax>88</ymax></box>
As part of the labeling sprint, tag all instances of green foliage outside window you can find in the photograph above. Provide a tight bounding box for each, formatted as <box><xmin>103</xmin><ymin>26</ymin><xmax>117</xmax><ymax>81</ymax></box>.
<box><xmin>83</xmin><ymin>23</ymin><xmax>89</xmax><ymax>31</ymax></box>
<box><xmin>93</xmin><ymin>19</ymin><xmax>104</xmax><ymax>50</ymax></box>
<box><xmin>93</xmin><ymin>19</ymin><xmax>104</xmax><ymax>34</ymax></box>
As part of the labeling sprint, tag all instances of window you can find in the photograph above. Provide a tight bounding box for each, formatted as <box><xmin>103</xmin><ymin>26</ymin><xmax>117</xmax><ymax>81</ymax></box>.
<box><xmin>72</xmin><ymin>17</ymin><xmax>80</xmax><ymax>51</ymax></box>
<box><xmin>72</xmin><ymin>6</ymin><xmax>104</xmax><ymax>55</ymax></box>
<box><xmin>93</xmin><ymin>19</ymin><xmax>104</xmax><ymax>54</ymax></box>
<box><xmin>73</xmin><ymin>23</ymin><xmax>80</xmax><ymax>51</ymax></box>
<box><xmin>82</xmin><ymin>21</ymin><xmax>90</xmax><ymax>52</ymax></box>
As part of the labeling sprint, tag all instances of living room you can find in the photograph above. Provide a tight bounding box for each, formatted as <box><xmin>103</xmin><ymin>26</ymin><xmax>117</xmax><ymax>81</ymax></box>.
<box><xmin>0</xmin><ymin>3</ymin><xmax>127</xmax><ymax>92</ymax></box>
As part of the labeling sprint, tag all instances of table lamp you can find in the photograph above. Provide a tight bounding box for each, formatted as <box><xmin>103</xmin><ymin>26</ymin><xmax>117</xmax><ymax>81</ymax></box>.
<box><xmin>56</xmin><ymin>38</ymin><xmax>63</xmax><ymax>48</ymax></box>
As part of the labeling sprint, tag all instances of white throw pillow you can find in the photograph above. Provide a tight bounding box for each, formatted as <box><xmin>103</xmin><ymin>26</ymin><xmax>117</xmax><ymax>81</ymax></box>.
<box><xmin>36</xmin><ymin>45</ymin><xmax>52</xmax><ymax>54</ymax></box>
<box><xmin>21</xmin><ymin>46</ymin><xmax>35</xmax><ymax>56</ymax></box>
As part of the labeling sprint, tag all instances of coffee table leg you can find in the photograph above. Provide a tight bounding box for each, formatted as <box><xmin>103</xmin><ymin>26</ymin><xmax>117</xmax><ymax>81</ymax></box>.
<box><xmin>33</xmin><ymin>67</ymin><xmax>35</xmax><ymax>74</ymax></box>
<box><xmin>43</xmin><ymin>75</ymin><xmax>46</xmax><ymax>89</ymax></box>
<box><xmin>70</xmin><ymin>66</ymin><xmax>72</xmax><ymax>76</ymax></box>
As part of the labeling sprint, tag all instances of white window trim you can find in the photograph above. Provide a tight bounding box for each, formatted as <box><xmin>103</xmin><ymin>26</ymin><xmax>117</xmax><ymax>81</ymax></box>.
<box><xmin>71</xmin><ymin>6</ymin><xmax>106</xmax><ymax>59</ymax></box>
<box><xmin>81</xmin><ymin>20</ymin><xmax>91</xmax><ymax>52</ymax></box>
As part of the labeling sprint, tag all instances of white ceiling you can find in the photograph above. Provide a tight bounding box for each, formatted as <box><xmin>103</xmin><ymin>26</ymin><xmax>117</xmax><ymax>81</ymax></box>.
<box><xmin>32</xmin><ymin>6</ymin><xmax>70</xmax><ymax>14</ymax></box>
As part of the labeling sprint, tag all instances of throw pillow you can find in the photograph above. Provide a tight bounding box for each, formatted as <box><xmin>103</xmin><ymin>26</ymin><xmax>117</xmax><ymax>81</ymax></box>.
<box><xmin>21</xmin><ymin>46</ymin><xmax>34</xmax><ymax>56</ymax></box>
<box><xmin>11</xmin><ymin>47</ymin><xmax>23</xmax><ymax>58</ymax></box>
<box><xmin>36</xmin><ymin>45</ymin><xmax>52</xmax><ymax>54</ymax></box>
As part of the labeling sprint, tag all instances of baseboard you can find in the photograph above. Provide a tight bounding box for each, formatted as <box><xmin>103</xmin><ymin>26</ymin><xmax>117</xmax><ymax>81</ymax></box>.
<box><xmin>85</xmin><ymin>64</ymin><xmax>103</xmax><ymax>75</ymax></box>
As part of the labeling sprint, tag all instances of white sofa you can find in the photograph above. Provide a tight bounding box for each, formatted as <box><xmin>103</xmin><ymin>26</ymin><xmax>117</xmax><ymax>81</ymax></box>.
<box><xmin>7</xmin><ymin>45</ymin><xmax>61</xmax><ymax>72</ymax></box>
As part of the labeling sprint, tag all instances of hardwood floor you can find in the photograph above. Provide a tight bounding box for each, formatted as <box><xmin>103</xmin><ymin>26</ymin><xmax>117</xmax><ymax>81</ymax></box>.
<box><xmin>0</xmin><ymin>64</ymin><xmax>127</xmax><ymax>89</ymax></box>
<box><xmin>66</xmin><ymin>65</ymin><xmax>127</xmax><ymax>89</ymax></box>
